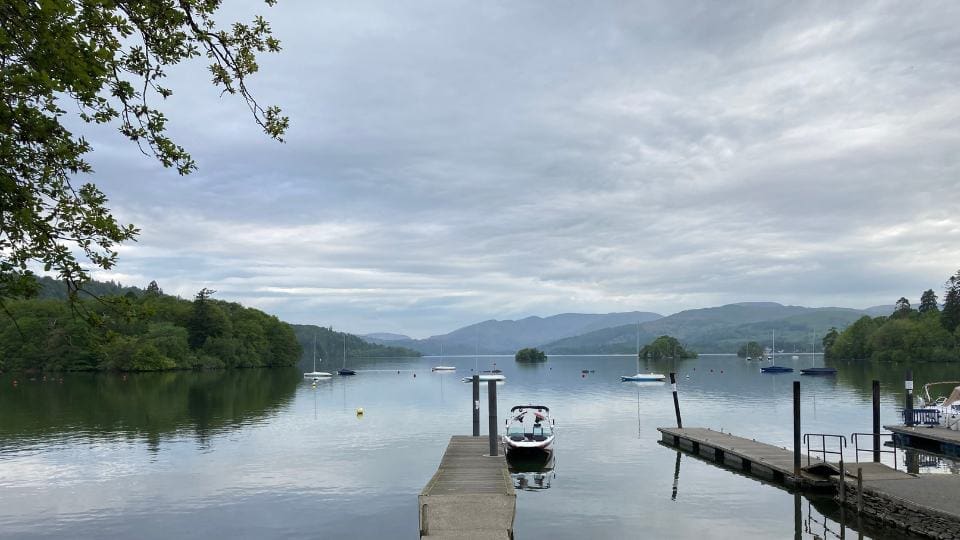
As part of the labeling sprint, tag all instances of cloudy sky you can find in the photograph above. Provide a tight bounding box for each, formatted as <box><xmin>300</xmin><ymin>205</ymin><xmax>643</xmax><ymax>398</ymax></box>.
<box><xmin>80</xmin><ymin>1</ymin><xmax>959</xmax><ymax>338</ymax></box>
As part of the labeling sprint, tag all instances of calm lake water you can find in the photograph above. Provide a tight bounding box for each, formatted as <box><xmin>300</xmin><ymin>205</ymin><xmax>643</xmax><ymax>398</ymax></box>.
<box><xmin>1</xmin><ymin>355</ymin><xmax>958</xmax><ymax>539</ymax></box>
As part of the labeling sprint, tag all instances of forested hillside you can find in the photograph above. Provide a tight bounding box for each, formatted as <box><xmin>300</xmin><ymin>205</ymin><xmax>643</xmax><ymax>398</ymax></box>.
<box><xmin>0</xmin><ymin>281</ymin><xmax>301</xmax><ymax>372</ymax></box>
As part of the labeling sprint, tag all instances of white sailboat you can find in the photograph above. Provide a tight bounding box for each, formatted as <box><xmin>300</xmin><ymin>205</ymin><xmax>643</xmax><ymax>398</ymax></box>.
<box><xmin>303</xmin><ymin>332</ymin><xmax>332</xmax><ymax>379</ymax></box>
<box><xmin>433</xmin><ymin>341</ymin><xmax>456</xmax><ymax>371</ymax></box>
<box><xmin>621</xmin><ymin>322</ymin><xmax>666</xmax><ymax>382</ymax></box>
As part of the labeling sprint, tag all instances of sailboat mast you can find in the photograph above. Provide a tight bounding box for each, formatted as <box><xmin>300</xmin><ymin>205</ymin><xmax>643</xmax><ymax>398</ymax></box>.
<box><xmin>313</xmin><ymin>332</ymin><xmax>317</xmax><ymax>371</ymax></box>
<box><xmin>343</xmin><ymin>334</ymin><xmax>346</xmax><ymax>368</ymax></box>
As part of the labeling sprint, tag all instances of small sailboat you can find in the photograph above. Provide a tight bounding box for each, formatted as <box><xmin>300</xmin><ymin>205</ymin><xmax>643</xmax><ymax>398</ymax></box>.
<box><xmin>303</xmin><ymin>332</ymin><xmax>332</xmax><ymax>379</ymax></box>
<box><xmin>432</xmin><ymin>342</ymin><xmax>456</xmax><ymax>371</ymax></box>
<box><xmin>799</xmin><ymin>330</ymin><xmax>836</xmax><ymax>375</ymax></box>
<box><xmin>503</xmin><ymin>405</ymin><xmax>555</xmax><ymax>461</ymax></box>
<box><xmin>621</xmin><ymin>322</ymin><xmax>665</xmax><ymax>382</ymax></box>
<box><xmin>761</xmin><ymin>330</ymin><xmax>794</xmax><ymax>373</ymax></box>
<box><xmin>338</xmin><ymin>334</ymin><xmax>356</xmax><ymax>376</ymax></box>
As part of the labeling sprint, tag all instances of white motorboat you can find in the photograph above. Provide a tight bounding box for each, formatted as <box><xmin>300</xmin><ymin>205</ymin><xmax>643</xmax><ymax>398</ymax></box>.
<box><xmin>432</xmin><ymin>366</ymin><xmax>456</xmax><ymax>372</ymax></box>
<box><xmin>503</xmin><ymin>405</ymin><xmax>555</xmax><ymax>460</ymax></box>
<box><xmin>917</xmin><ymin>382</ymin><xmax>960</xmax><ymax>430</ymax></box>
<box><xmin>303</xmin><ymin>332</ymin><xmax>332</xmax><ymax>379</ymax></box>
<box><xmin>461</xmin><ymin>373</ymin><xmax>506</xmax><ymax>383</ymax></box>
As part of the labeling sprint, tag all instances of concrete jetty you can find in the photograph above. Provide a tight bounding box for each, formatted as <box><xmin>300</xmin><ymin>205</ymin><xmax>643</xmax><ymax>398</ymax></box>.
<box><xmin>419</xmin><ymin>436</ymin><xmax>515</xmax><ymax>539</ymax></box>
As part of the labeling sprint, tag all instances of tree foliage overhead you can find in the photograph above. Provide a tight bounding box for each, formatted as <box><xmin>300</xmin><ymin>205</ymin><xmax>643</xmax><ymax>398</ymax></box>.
<box><xmin>0</xmin><ymin>0</ymin><xmax>287</xmax><ymax>303</ymax></box>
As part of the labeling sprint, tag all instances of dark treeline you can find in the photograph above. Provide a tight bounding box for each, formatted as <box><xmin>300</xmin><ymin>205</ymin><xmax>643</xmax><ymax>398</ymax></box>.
<box><xmin>0</xmin><ymin>281</ymin><xmax>301</xmax><ymax>372</ymax></box>
<box><xmin>824</xmin><ymin>269</ymin><xmax>960</xmax><ymax>362</ymax></box>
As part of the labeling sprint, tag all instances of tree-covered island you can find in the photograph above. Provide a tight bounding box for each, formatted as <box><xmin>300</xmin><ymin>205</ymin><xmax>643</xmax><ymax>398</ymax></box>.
<box><xmin>640</xmin><ymin>336</ymin><xmax>697</xmax><ymax>360</ymax></box>
<box><xmin>515</xmin><ymin>347</ymin><xmax>547</xmax><ymax>362</ymax></box>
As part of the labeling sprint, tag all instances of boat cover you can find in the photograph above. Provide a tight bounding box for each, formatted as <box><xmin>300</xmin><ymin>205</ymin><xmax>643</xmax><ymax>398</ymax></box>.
<box><xmin>946</xmin><ymin>386</ymin><xmax>960</xmax><ymax>406</ymax></box>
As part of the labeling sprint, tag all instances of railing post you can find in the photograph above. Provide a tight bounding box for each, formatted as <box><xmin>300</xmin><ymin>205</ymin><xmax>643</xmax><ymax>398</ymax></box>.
<box><xmin>472</xmin><ymin>375</ymin><xmax>480</xmax><ymax>436</ymax></box>
<box><xmin>670</xmin><ymin>372</ymin><xmax>682</xmax><ymax>428</ymax></box>
<box><xmin>487</xmin><ymin>379</ymin><xmax>498</xmax><ymax>456</ymax></box>
<box><xmin>872</xmin><ymin>380</ymin><xmax>880</xmax><ymax>462</ymax></box>
<box><xmin>905</xmin><ymin>369</ymin><xmax>914</xmax><ymax>426</ymax></box>
<box><xmin>793</xmin><ymin>381</ymin><xmax>801</xmax><ymax>477</ymax></box>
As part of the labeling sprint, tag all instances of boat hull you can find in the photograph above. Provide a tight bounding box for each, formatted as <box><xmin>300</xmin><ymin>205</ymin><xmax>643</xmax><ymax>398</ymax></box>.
<box><xmin>761</xmin><ymin>366</ymin><xmax>794</xmax><ymax>373</ymax></box>
<box><xmin>620</xmin><ymin>374</ymin><xmax>665</xmax><ymax>382</ymax></box>
<box><xmin>432</xmin><ymin>366</ymin><xmax>456</xmax><ymax>371</ymax></box>
<box><xmin>303</xmin><ymin>372</ymin><xmax>332</xmax><ymax>378</ymax></box>
<box><xmin>337</xmin><ymin>369</ymin><xmax>356</xmax><ymax>376</ymax></box>
<box><xmin>800</xmin><ymin>367</ymin><xmax>837</xmax><ymax>375</ymax></box>
<box><xmin>462</xmin><ymin>374</ymin><xmax>506</xmax><ymax>383</ymax></box>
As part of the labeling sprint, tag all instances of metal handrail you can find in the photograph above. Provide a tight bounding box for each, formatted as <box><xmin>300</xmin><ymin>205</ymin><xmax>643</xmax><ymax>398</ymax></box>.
<box><xmin>850</xmin><ymin>432</ymin><xmax>898</xmax><ymax>470</ymax></box>
<box><xmin>803</xmin><ymin>433</ymin><xmax>847</xmax><ymax>473</ymax></box>
<box><xmin>904</xmin><ymin>408</ymin><xmax>941</xmax><ymax>426</ymax></box>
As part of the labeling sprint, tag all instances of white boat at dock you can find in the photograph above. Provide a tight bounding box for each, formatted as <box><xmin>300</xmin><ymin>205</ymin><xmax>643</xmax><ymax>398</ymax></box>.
<box><xmin>462</xmin><ymin>373</ymin><xmax>506</xmax><ymax>383</ymax></box>
<box><xmin>503</xmin><ymin>405</ymin><xmax>555</xmax><ymax>460</ymax></box>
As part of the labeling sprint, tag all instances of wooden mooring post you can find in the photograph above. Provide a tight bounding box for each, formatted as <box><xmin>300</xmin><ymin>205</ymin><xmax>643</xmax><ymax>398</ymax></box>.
<box><xmin>670</xmin><ymin>372</ymin><xmax>682</xmax><ymax>428</ymax></box>
<box><xmin>793</xmin><ymin>381</ymin><xmax>801</xmax><ymax>477</ymax></box>
<box><xmin>472</xmin><ymin>375</ymin><xmax>480</xmax><ymax>436</ymax></box>
<box><xmin>872</xmin><ymin>379</ymin><xmax>880</xmax><ymax>462</ymax></box>
<box><xmin>905</xmin><ymin>369</ymin><xmax>914</xmax><ymax>426</ymax></box>
<box><xmin>487</xmin><ymin>379</ymin><xmax>498</xmax><ymax>456</ymax></box>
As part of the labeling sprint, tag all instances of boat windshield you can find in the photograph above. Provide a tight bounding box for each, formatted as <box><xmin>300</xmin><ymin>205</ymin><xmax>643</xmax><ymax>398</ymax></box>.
<box><xmin>506</xmin><ymin>412</ymin><xmax>553</xmax><ymax>438</ymax></box>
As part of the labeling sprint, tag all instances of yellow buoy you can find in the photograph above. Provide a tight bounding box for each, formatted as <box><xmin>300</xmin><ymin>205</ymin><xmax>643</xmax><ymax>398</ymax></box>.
<box><xmin>356</xmin><ymin>407</ymin><xmax>364</xmax><ymax>416</ymax></box>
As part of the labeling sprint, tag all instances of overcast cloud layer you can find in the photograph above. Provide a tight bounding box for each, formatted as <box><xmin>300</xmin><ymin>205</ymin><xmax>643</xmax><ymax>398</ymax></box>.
<box><xmin>78</xmin><ymin>1</ymin><xmax>960</xmax><ymax>337</ymax></box>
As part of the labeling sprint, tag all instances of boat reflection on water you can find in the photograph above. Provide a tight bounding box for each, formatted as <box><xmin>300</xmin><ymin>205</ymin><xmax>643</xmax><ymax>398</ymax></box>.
<box><xmin>509</xmin><ymin>453</ymin><xmax>556</xmax><ymax>492</ymax></box>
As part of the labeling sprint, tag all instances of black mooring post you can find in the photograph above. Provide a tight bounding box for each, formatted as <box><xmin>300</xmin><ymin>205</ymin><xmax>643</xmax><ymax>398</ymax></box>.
<box><xmin>669</xmin><ymin>372</ymin><xmax>682</xmax><ymax>428</ymax></box>
<box><xmin>793</xmin><ymin>381</ymin><xmax>801</xmax><ymax>477</ymax></box>
<box><xmin>905</xmin><ymin>369</ymin><xmax>914</xmax><ymax>426</ymax></box>
<box><xmin>872</xmin><ymin>380</ymin><xmax>881</xmax><ymax>462</ymax></box>
<box><xmin>472</xmin><ymin>375</ymin><xmax>480</xmax><ymax>436</ymax></box>
<box><xmin>487</xmin><ymin>379</ymin><xmax>498</xmax><ymax>456</ymax></box>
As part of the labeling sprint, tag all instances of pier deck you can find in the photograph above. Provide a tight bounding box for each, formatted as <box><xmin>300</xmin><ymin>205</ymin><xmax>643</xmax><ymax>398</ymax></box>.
<box><xmin>885</xmin><ymin>424</ymin><xmax>960</xmax><ymax>457</ymax></box>
<box><xmin>419</xmin><ymin>436</ymin><xmax>515</xmax><ymax>539</ymax></box>
<box><xmin>658</xmin><ymin>427</ymin><xmax>833</xmax><ymax>489</ymax></box>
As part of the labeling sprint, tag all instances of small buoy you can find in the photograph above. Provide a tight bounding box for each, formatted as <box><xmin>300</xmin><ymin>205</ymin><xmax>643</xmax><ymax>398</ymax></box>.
<box><xmin>581</xmin><ymin>373</ymin><xmax>585</xmax><ymax>378</ymax></box>
<box><xmin>397</xmin><ymin>370</ymin><xmax>400</xmax><ymax>374</ymax></box>
<box><xmin>413</xmin><ymin>373</ymin><xmax>416</xmax><ymax>378</ymax></box>
<box><xmin>356</xmin><ymin>407</ymin><xmax>364</xmax><ymax>416</ymax></box>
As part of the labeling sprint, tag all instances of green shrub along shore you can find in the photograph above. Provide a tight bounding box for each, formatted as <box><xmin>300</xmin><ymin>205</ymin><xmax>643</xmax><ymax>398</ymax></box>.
<box><xmin>824</xmin><ymin>269</ymin><xmax>960</xmax><ymax>362</ymax></box>
<box><xmin>0</xmin><ymin>281</ymin><xmax>301</xmax><ymax>372</ymax></box>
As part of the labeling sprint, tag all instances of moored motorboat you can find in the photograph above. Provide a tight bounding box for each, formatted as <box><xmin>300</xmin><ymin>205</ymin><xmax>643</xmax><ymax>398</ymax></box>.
<box><xmin>432</xmin><ymin>366</ymin><xmax>456</xmax><ymax>372</ymax></box>
<box><xmin>620</xmin><ymin>373</ymin><xmax>666</xmax><ymax>381</ymax></box>
<box><xmin>462</xmin><ymin>373</ymin><xmax>506</xmax><ymax>383</ymax></box>
<box><xmin>917</xmin><ymin>382</ymin><xmax>960</xmax><ymax>430</ymax></box>
<box><xmin>503</xmin><ymin>405</ymin><xmax>555</xmax><ymax>460</ymax></box>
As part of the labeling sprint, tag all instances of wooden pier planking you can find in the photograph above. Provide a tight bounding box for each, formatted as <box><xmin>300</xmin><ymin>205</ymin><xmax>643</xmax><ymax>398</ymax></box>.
<box><xmin>658</xmin><ymin>427</ymin><xmax>833</xmax><ymax>489</ymax></box>
<box><xmin>419</xmin><ymin>436</ymin><xmax>515</xmax><ymax>539</ymax></box>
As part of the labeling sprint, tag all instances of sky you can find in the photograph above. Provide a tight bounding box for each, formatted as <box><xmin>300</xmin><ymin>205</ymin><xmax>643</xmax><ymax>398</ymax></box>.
<box><xmin>77</xmin><ymin>1</ymin><xmax>959</xmax><ymax>338</ymax></box>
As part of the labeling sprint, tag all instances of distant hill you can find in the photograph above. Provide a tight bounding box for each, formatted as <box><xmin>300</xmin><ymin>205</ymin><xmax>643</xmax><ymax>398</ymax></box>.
<box><xmin>541</xmin><ymin>303</ymin><xmax>876</xmax><ymax>354</ymax></box>
<box><xmin>36</xmin><ymin>275</ymin><xmax>145</xmax><ymax>299</ymax></box>
<box><xmin>362</xmin><ymin>332</ymin><xmax>412</xmax><ymax>341</ymax></box>
<box><xmin>861</xmin><ymin>305</ymin><xmax>894</xmax><ymax>317</ymax></box>
<box><xmin>292</xmin><ymin>325</ymin><xmax>421</xmax><ymax>364</ymax></box>
<box><xmin>365</xmin><ymin>311</ymin><xmax>663</xmax><ymax>355</ymax></box>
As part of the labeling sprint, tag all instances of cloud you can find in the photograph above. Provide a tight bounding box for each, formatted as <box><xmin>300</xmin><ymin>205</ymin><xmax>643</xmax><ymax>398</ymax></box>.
<box><xmin>76</xmin><ymin>1</ymin><xmax>960</xmax><ymax>337</ymax></box>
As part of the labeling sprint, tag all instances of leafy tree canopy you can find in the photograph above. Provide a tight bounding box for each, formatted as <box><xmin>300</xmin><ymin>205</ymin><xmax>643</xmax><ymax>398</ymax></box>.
<box><xmin>640</xmin><ymin>335</ymin><xmax>697</xmax><ymax>360</ymax></box>
<box><xmin>515</xmin><ymin>347</ymin><xmax>547</xmax><ymax>362</ymax></box>
<box><xmin>0</xmin><ymin>1</ymin><xmax>287</xmax><ymax>305</ymax></box>
<box><xmin>737</xmin><ymin>341</ymin><xmax>764</xmax><ymax>358</ymax></box>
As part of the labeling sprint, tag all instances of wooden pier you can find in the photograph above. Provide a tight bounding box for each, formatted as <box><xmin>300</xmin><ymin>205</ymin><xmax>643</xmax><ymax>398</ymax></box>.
<box><xmin>885</xmin><ymin>424</ymin><xmax>960</xmax><ymax>457</ymax></box>
<box><xmin>660</xmin><ymin>427</ymin><xmax>960</xmax><ymax>539</ymax></box>
<box><xmin>419</xmin><ymin>436</ymin><xmax>515</xmax><ymax>539</ymax></box>
<box><xmin>658</xmin><ymin>427</ymin><xmax>834</xmax><ymax>489</ymax></box>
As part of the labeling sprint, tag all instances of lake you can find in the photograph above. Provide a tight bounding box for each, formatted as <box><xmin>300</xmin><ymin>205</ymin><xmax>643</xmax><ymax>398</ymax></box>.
<box><xmin>1</xmin><ymin>355</ymin><xmax>958</xmax><ymax>539</ymax></box>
